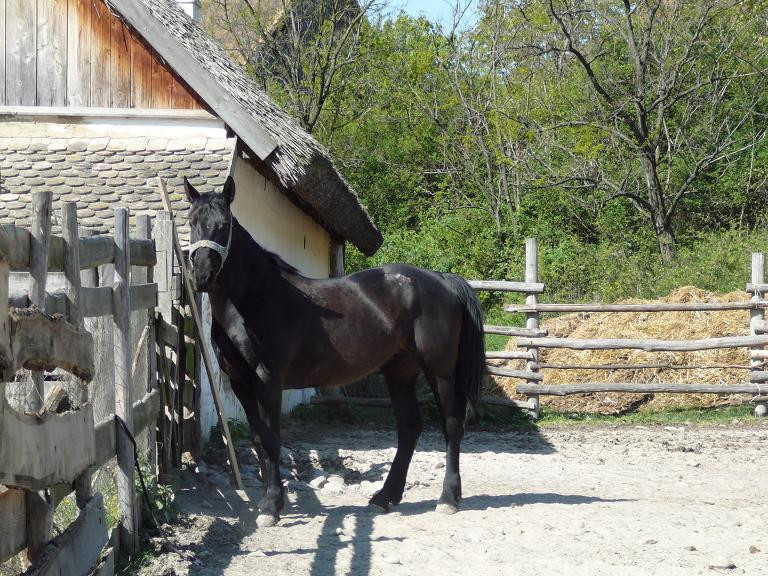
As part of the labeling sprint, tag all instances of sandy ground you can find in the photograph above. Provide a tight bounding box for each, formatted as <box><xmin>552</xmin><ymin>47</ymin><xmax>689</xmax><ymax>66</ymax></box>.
<box><xmin>139</xmin><ymin>418</ymin><xmax>768</xmax><ymax>576</ymax></box>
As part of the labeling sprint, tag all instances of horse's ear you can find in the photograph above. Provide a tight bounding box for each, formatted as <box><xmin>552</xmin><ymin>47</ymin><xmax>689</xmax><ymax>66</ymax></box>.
<box><xmin>222</xmin><ymin>176</ymin><xmax>236</xmax><ymax>205</ymax></box>
<box><xmin>183</xmin><ymin>177</ymin><xmax>200</xmax><ymax>203</ymax></box>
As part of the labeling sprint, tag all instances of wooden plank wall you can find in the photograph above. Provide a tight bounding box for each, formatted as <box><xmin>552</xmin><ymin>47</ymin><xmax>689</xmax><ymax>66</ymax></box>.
<box><xmin>0</xmin><ymin>0</ymin><xmax>204</xmax><ymax>109</ymax></box>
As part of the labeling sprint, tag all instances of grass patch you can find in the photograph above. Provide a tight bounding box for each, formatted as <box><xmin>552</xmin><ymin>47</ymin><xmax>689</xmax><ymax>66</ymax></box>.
<box><xmin>289</xmin><ymin>400</ymin><xmax>758</xmax><ymax>430</ymax></box>
<box><xmin>537</xmin><ymin>403</ymin><xmax>755</xmax><ymax>426</ymax></box>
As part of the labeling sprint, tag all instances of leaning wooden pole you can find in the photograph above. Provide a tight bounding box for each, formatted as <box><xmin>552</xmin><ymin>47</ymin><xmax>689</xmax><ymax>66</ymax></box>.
<box><xmin>114</xmin><ymin>208</ymin><xmax>138</xmax><ymax>557</ymax></box>
<box><xmin>156</xmin><ymin>179</ymin><xmax>244</xmax><ymax>491</ymax></box>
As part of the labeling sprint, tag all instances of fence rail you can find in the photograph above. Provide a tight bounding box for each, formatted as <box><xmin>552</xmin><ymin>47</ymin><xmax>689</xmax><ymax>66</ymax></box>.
<box><xmin>0</xmin><ymin>193</ymin><xmax>162</xmax><ymax>574</ymax></box>
<box><xmin>473</xmin><ymin>240</ymin><xmax>768</xmax><ymax>418</ymax></box>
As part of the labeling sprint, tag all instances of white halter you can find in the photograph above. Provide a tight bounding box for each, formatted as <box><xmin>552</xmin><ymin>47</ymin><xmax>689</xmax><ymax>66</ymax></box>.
<box><xmin>188</xmin><ymin>216</ymin><xmax>233</xmax><ymax>274</ymax></box>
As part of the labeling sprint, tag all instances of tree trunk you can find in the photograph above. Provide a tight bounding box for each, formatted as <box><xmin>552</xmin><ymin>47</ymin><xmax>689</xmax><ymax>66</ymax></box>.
<box><xmin>640</xmin><ymin>150</ymin><xmax>677</xmax><ymax>262</ymax></box>
<box><xmin>654</xmin><ymin>211</ymin><xmax>677</xmax><ymax>263</ymax></box>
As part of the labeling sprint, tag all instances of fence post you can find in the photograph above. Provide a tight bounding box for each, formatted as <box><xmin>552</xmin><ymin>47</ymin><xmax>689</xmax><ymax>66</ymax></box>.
<box><xmin>750</xmin><ymin>253</ymin><xmax>767</xmax><ymax>417</ymax></box>
<box><xmin>138</xmin><ymin>214</ymin><xmax>159</xmax><ymax>473</ymax></box>
<box><xmin>61</xmin><ymin>202</ymin><xmax>95</xmax><ymax>509</ymax></box>
<box><xmin>114</xmin><ymin>208</ymin><xmax>138</xmax><ymax>557</ymax></box>
<box><xmin>25</xmin><ymin>191</ymin><xmax>53</xmax><ymax>562</ymax></box>
<box><xmin>153</xmin><ymin>211</ymin><xmax>175</xmax><ymax>479</ymax></box>
<box><xmin>524</xmin><ymin>238</ymin><xmax>541</xmax><ymax>418</ymax></box>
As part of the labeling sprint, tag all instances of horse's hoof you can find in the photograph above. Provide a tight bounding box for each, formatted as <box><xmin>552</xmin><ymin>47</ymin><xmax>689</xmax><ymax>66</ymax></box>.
<box><xmin>257</xmin><ymin>514</ymin><xmax>279</xmax><ymax>528</ymax></box>
<box><xmin>435</xmin><ymin>502</ymin><xmax>459</xmax><ymax>515</ymax></box>
<box><xmin>368</xmin><ymin>501</ymin><xmax>389</xmax><ymax>513</ymax></box>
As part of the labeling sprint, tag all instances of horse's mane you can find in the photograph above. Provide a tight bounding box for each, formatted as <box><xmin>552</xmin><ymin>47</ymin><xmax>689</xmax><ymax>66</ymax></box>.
<box><xmin>259</xmin><ymin>244</ymin><xmax>301</xmax><ymax>275</ymax></box>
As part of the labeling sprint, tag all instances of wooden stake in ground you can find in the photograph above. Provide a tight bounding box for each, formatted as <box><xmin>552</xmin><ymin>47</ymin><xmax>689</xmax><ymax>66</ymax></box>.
<box><xmin>156</xmin><ymin>179</ymin><xmax>244</xmax><ymax>492</ymax></box>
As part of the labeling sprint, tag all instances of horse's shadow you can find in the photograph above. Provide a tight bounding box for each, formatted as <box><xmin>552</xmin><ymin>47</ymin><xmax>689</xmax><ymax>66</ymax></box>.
<box><xmin>184</xmin><ymin>484</ymin><xmax>629</xmax><ymax>576</ymax></box>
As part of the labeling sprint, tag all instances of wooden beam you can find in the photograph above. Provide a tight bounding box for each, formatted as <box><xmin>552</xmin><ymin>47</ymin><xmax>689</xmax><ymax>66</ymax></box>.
<box><xmin>486</xmin><ymin>350</ymin><xmax>534</xmax><ymax>360</ymax></box>
<box><xmin>0</xmin><ymin>487</ymin><xmax>26</xmax><ymax>563</ymax></box>
<box><xmin>106</xmin><ymin>0</ymin><xmax>278</xmax><ymax>160</ymax></box>
<box><xmin>486</xmin><ymin>366</ymin><xmax>543</xmax><ymax>381</ymax></box>
<box><xmin>0</xmin><ymin>386</ymin><xmax>95</xmax><ymax>490</ymax></box>
<box><xmin>27</xmin><ymin>494</ymin><xmax>108</xmax><ymax>576</ymax></box>
<box><xmin>0</xmin><ymin>229</ymin><xmax>155</xmax><ymax>271</ymax></box>
<box><xmin>480</xmin><ymin>396</ymin><xmax>537</xmax><ymax>410</ymax></box>
<box><xmin>80</xmin><ymin>286</ymin><xmax>113</xmax><ymax>318</ymax></box>
<box><xmin>6</xmin><ymin>309</ymin><xmax>94</xmax><ymax>381</ymax></box>
<box><xmin>516</xmin><ymin>382</ymin><xmax>764</xmax><ymax>396</ymax></box>
<box><xmin>504</xmin><ymin>301</ymin><xmax>768</xmax><ymax>313</ymax></box>
<box><xmin>468</xmin><ymin>279</ymin><xmax>545</xmax><ymax>294</ymax></box>
<box><xmin>93</xmin><ymin>387</ymin><xmax>162</xmax><ymax>472</ymax></box>
<box><xmin>515</xmin><ymin>335</ymin><xmax>768</xmax><ymax>352</ymax></box>
<box><xmin>28</xmin><ymin>192</ymin><xmax>53</xmax><ymax>412</ymax></box>
<box><xmin>112</xmin><ymin>209</ymin><xmax>138</xmax><ymax>557</ymax></box>
<box><xmin>484</xmin><ymin>325</ymin><xmax>547</xmax><ymax>338</ymax></box>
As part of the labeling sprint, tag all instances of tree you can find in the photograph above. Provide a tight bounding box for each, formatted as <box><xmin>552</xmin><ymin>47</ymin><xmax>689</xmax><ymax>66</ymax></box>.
<box><xmin>523</xmin><ymin>0</ymin><xmax>768</xmax><ymax>261</ymax></box>
<box><xmin>201</xmin><ymin>0</ymin><xmax>385</xmax><ymax>137</ymax></box>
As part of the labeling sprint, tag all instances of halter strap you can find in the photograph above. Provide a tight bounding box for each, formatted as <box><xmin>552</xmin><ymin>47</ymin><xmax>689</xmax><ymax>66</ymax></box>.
<box><xmin>188</xmin><ymin>216</ymin><xmax>233</xmax><ymax>273</ymax></box>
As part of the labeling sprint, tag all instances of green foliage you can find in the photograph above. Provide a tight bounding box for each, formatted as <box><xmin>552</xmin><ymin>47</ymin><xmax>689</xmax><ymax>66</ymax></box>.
<box><xmin>203</xmin><ymin>1</ymin><xmax>768</xmax><ymax>317</ymax></box>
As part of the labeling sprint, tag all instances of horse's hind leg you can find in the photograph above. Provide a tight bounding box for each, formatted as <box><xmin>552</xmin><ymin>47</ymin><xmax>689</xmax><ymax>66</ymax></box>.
<box><xmin>426</xmin><ymin>372</ymin><xmax>466</xmax><ymax>514</ymax></box>
<box><xmin>369</xmin><ymin>361</ymin><xmax>421</xmax><ymax>512</ymax></box>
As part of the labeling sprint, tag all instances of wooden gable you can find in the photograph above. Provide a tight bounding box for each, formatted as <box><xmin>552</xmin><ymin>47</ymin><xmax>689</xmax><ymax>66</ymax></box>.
<box><xmin>0</xmin><ymin>0</ymin><xmax>205</xmax><ymax>109</ymax></box>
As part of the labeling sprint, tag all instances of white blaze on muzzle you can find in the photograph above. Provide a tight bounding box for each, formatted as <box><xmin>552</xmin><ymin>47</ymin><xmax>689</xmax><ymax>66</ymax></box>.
<box><xmin>188</xmin><ymin>216</ymin><xmax>233</xmax><ymax>274</ymax></box>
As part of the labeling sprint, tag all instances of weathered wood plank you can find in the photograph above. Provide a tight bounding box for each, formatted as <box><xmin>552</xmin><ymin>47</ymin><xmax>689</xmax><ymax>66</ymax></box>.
<box><xmin>0</xmin><ymin>2</ymin><xmax>5</xmax><ymax>104</ymax></box>
<box><xmin>28</xmin><ymin>494</ymin><xmax>108</xmax><ymax>576</ymax></box>
<box><xmin>90</xmin><ymin>0</ymin><xmax>113</xmax><ymax>107</ymax></box>
<box><xmin>515</xmin><ymin>335</ymin><xmax>768</xmax><ymax>352</ymax></box>
<box><xmin>504</xmin><ymin>301</ymin><xmax>768</xmax><ymax>313</ymax></box>
<box><xmin>133</xmin><ymin>388</ymin><xmax>161</xmax><ymax>437</ymax></box>
<box><xmin>5</xmin><ymin>0</ymin><xmax>36</xmax><ymax>105</ymax></box>
<box><xmin>0</xmin><ymin>388</ymin><xmax>95</xmax><ymax>490</ymax></box>
<box><xmin>130</xmin><ymin>283</ymin><xmax>158</xmax><ymax>311</ymax></box>
<box><xmin>28</xmin><ymin>192</ymin><xmax>53</xmax><ymax>416</ymax></box>
<box><xmin>36</xmin><ymin>0</ymin><xmax>68</xmax><ymax>106</ymax></box>
<box><xmin>6</xmin><ymin>309</ymin><xmax>94</xmax><ymax>381</ymax></box>
<box><xmin>129</xmin><ymin>29</ymin><xmax>152</xmax><ymax>108</ymax></box>
<box><xmin>111</xmin><ymin>16</ymin><xmax>131</xmax><ymax>108</ymax></box>
<box><xmin>516</xmin><ymin>382</ymin><xmax>765</xmax><ymax>396</ymax></box>
<box><xmin>486</xmin><ymin>366</ymin><xmax>543</xmax><ymax>381</ymax></box>
<box><xmin>80</xmin><ymin>286</ymin><xmax>112</xmax><ymax>318</ymax></box>
<box><xmin>0</xmin><ymin>486</ymin><xmax>26</xmax><ymax>563</ymax></box>
<box><xmin>151</xmin><ymin>49</ymin><xmax>174</xmax><ymax>108</ymax></box>
<box><xmin>481</xmin><ymin>396</ymin><xmax>537</xmax><ymax>410</ymax></box>
<box><xmin>113</xmin><ymin>209</ymin><xmax>138</xmax><ymax>557</ymax></box>
<box><xmin>486</xmin><ymin>350</ymin><xmax>534</xmax><ymax>360</ymax></box>
<box><xmin>484</xmin><ymin>325</ymin><xmax>547</xmax><ymax>338</ymax></box>
<box><xmin>67</xmin><ymin>0</ymin><xmax>92</xmax><ymax>106</ymax></box>
<box><xmin>468</xmin><ymin>279</ymin><xmax>545</xmax><ymax>294</ymax></box>
<box><xmin>79</xmin><ymin>236</ymin><xmax>156</xmax><ymax>269</ymax></box>
<box><xmin>0</xmin><ymin>261</ymin><xmax>11</xmax><ymax>374</ymax></box>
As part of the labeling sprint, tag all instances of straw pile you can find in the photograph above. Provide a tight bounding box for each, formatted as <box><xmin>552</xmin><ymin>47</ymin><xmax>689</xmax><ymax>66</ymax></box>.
<box><xmin>487</xmin><ymin>286</ymin><xmax>755</xmax><ymax>414</ymax></box>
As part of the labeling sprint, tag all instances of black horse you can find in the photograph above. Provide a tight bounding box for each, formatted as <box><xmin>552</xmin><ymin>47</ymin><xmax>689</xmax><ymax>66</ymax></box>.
<box><xmin>184</xmin><ymin>177</ymin><xmax>486</xmax><ymax>527</ymax></box>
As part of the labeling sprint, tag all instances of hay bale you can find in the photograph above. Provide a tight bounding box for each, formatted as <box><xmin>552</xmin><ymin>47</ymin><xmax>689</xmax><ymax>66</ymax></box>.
<box><xmin>487</xmin><ymin>287</ymin><xmax>753</xmax><ymax>414</ymax></box>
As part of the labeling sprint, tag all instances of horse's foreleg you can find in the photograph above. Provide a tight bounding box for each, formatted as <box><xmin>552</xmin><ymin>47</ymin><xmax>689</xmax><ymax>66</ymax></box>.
<box><xmin>428</xmin><ymin>373</ymin><xmax>466</xmax><ymax>515</ymax></box>
<box><xmin>370</xmin><ymin>370</ymin><xmax>421</xmax><ymax>512</ymax></box>
<box><xmin>249</xmin><ymin>386</ymin><xmax>284</xmax><ymax>527</ymax></box>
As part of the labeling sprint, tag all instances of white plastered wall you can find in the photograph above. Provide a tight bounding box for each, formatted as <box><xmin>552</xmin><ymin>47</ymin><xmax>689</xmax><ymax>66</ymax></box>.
<box><xmin>199</xmin><ymin>155</ymin><xmax>331</xmax><ymax>441</ymax></box>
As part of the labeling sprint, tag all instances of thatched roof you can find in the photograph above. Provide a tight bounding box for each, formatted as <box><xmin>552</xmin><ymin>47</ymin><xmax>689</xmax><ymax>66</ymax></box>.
<box><xmin>105</xmin><ymin>0</ymin><xmax>382</xmax><ymax>255</ymax></box>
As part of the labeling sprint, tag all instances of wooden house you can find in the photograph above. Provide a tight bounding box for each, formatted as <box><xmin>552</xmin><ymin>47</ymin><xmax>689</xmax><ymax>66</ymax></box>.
<box><xmin>0</xmin><ymin>0</ymin><xmax>382</xmax><ymax>439</ymax></box>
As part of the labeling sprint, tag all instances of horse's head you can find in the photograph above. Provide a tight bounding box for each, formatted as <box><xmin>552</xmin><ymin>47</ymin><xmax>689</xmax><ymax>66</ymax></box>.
<box><xmin>185</xmin><ymin>175</ymin><xmax>236</xmax><ymax>292</ymax></box>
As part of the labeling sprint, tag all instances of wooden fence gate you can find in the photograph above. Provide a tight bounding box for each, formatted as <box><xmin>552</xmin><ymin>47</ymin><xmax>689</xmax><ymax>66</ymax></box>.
<box><xmin>0</xmin><ymin>192</ymin><xmax>161</xmax><ymax>574</ymax></box>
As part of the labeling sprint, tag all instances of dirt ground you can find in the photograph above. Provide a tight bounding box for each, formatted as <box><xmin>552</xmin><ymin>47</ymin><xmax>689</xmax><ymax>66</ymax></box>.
<box><xmin>139</xmin><ymin>418</ymin><xmax>768</xmax><ymax>576</ymax></box>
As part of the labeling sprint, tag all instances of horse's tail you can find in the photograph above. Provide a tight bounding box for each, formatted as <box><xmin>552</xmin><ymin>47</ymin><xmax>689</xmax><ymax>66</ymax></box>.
<box><xmin>443</xmin><ymin>273</ymin><xmax>486</xmax><ymax>419</ymax></box>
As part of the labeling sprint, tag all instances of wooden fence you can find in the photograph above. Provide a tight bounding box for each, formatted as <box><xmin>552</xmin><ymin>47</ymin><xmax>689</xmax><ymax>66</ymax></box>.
<box><xmin>477</xmin><ymin>240</ymin><xmax>768</xmax><ymax>418</ymax></box>
<box><xmin>0</xmin><ymin>192</ymin><xmax>161</xmax><ymax>574</ymax></box>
